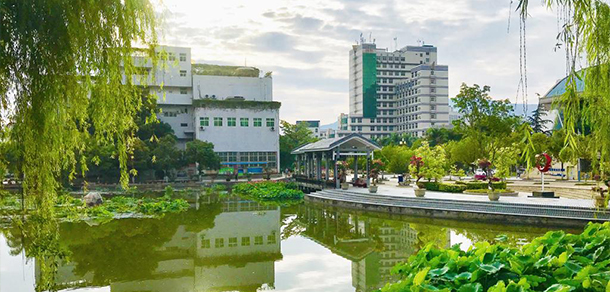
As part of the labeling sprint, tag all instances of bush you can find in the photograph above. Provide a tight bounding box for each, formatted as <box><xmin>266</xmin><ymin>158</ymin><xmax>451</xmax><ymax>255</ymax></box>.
<box><xmin>233</xmin><ymin>181</ymin><xmax>304</xmax><ymax>201</ymax></box>
<box><xmin>380</xmin><ymin>222</ymin><xmax>610</xmax><ymax>292</ymax></box>
<box><xmin>439</xmin><ymin>183</ymin><xmax>467</xmax><ymax>193</ymax></box>
<box><xmin>421</xmin><ymin>182</ymin><xmax>467</xmax><ymax>193</ymax></box>
<box><xmin>466</xmin><ymin>188</ymin><xmax>513</xmax><ymax>194</ymax></box>
<box><xmin>463</xmin><ymin>181</ymin><xmax>507</xmax><ymax>190</ymax></box>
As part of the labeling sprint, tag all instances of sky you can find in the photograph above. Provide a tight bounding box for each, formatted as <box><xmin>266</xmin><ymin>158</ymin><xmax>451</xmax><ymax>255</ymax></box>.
<box><xmin>157</xmin><ymin>0</ymin><xmax>573</xmax><ymax>125</ymax></box>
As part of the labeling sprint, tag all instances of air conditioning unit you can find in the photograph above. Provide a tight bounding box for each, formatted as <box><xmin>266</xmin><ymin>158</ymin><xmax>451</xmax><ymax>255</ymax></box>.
<box><xmin>199</xmin><ymin>126</ymin><xmax>205</xmax><ymax>131</ymax></box>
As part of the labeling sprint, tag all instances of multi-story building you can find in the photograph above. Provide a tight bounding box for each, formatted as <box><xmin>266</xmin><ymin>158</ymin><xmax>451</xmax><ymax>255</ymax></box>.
<box><xmin>149</xmin><ymin>46</ymin><xmax>280</xmax><ymax>172</ymax></box>
<box><xmin>296</xmin><ymin>120</ymin><xmax>321</xmax><ymax>138</ymax></box>
<box><xmin>347</xmin><ymin>42</ymin><xmax>450</xmax><ymax>138</ymax></box>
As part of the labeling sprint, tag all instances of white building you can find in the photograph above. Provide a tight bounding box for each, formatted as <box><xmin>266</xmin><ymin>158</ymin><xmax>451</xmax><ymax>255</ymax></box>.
<box><xmin>149</xmin><ymin>46</ymin><xmax>280</xmax><ymax>172</ymax></box>
<box><xmin>347</xmin><ymin>42</ymin><xmax>451</xmax><ymax>138</ymax></box>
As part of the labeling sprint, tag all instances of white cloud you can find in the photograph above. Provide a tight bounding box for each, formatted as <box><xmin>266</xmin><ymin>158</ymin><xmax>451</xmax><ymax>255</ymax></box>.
<box><xmin>159</xmin><ymin>0</ymin><xmax>572</xmax><ymax>124</ymax></box>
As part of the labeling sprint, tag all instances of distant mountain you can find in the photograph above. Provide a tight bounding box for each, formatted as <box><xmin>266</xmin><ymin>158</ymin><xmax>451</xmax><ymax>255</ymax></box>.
<box><xmin>320</xmin><ymin>121</ymin><xmax>338</xmax><ymax>130</ymax></box>
<box><xmin>511</xmin><ymin>103</ymin><xmax>539</xmax><ymax>117</ymax></box>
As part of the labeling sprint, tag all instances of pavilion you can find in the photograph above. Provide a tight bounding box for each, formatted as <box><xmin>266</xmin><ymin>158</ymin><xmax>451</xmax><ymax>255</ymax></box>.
<box><xmin>291</xmin><ymin>133</ymin><xmax>381</xmax><ymax>188</ymax></box>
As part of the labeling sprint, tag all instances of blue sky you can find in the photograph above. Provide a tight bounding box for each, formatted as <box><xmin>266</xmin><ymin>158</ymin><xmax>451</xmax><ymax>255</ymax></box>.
<box><xmin>159</xmin><ymin>0</ymin><xmax>574</xmax><ymax>124</ymax></box>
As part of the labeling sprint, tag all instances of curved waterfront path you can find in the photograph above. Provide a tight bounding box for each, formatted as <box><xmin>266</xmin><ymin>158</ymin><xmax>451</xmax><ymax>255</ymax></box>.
<box><xmin>305</xmin><ymin>183</ymin><xmax>610</xmax><ymax>228</ymax></box>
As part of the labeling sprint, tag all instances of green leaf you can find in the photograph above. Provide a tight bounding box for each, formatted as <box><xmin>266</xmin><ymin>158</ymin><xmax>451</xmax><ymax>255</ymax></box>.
<box><xmin>543</xmin><ymin>284</ymin><xmax>573</xmax><ymax>292</ymax></box>
<box><xmin>479</xmin><ymin>262</ymin><xmax>504</xmax><ymax>274</ymax></box>
<box><xmin>534</xmin><ymin>256</ymin><xmax>553</xmax><ymax>268</ymax></box>
<box><xmin>429</xmin><ymin>267</ymin><xmax>449</xmax><ymax>277</ymax></box>
<box><xmin>458</xmin><ymin>283</ymin><xmax>483</xmax><ymax>292</ymax></box>
<box><xmin>414</xmin><ymin>267</ymin><xmax>430</xmax><ymax>286</ymax></box>
<box><xmin>455</xmin><ymin>272</ymin><xmax>472</xmax><ymax>281</ymax></box>
<box><xmin>564</xmin><ymin>262</ymin><xmax>583</xmax><ymax>274</ymax></box>
<box><xmin>420</xmin><ymin>284</ymin><xmax>440</xmax><ymax>291</ymax></box>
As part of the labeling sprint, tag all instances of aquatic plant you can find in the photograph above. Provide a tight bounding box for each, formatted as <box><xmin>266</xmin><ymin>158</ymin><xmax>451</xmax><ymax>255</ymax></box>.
<box><xmin>379</xmin><ymin>222</ymin><xmax>610</xmax><ymax>292</ymax></box>
<box><xmin>233</xmin><ymin>181</ymin><xmax>303</xmax><ymax>202</ymax></box>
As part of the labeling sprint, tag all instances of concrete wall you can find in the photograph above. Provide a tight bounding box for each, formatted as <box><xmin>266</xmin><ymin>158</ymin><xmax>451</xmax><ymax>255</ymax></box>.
<box><xmin>194</xmin><ymin>107</ymin><xmax>279</xmax><ymax>153</ymax></box>
<box><xmin>192</xmin><ymin>75</ymin><xmax>272</xmax><ymax>101</ymax></box>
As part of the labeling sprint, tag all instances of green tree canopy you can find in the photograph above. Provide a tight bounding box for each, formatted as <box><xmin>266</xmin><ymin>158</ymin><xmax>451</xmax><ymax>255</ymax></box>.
<box><xmin>279</xmin><ymin>120</ymin><xmax>318</xmax><ymax>170</ymax></box>
<box><xmin>185</xmin><ymin>140</ymin><xmax>221</xmax><ymax>173</ymax></box>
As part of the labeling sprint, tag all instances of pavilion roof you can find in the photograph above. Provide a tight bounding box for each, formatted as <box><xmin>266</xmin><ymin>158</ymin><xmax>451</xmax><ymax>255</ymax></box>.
<box><xmin>291</xmin><ymin>133</ymin><xmax>380</xmax><ymax>154</ymax></box>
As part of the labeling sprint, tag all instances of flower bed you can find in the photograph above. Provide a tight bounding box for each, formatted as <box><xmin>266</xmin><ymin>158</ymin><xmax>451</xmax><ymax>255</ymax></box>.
<box><xmin>456</xmin><ymin>181</ymin><xmax>507</xmax><ymax>190</ymax></box>
<box><xmin>381</xmin><ymin>222</ymin><xmax>610</xmax><ymax>292</ymax></box>
<box><xmin>232</xmin><ymin>181</ymin><xmax>304</xmax><ymax>202</ymax></box>
<box><xmin>464</xmin><ymin>189</ymin><xmax>518</xmax><ymax>196</ymax></box>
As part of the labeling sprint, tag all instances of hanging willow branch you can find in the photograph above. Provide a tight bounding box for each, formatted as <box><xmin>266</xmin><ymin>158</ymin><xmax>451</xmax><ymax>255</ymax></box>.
<box><xmin>517</xmin><ymin>0</ymin><xmax>610</xmax><ymax>177</ymax></box>
<box><xmin>0</xmin><ymin>1</ymin><xmax>158</xmax><ymax>214</ymax></box>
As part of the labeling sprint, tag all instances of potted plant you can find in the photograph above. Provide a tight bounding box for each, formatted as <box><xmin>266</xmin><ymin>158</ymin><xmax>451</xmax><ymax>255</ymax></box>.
<box><xmin>478</xmin><ymin>158</ymin><xmax>499</xmax><ymax>201</ymax></box>
<box><xmin>264</xmin><ymin>167</ymin><xmax>271</xmax><ymax>180</ymax></box>
<box><xmin>368</xmin><ymin>159</ymin><xmax>384</xmax><ymax>193</ymax></box>
<box><xmin>409</xmin><ymin>156</ymin><xmax>425</xmax><ymax>197</ymax></box>
<box><xmin>246</xmin><ymin>172</ymin><xmax>252</xmax><ymax>182</ymax></box>
<box><xmin>338</xmin><ymin>161</ymin><xmax>349</xmax><ymax>190</ymax></box>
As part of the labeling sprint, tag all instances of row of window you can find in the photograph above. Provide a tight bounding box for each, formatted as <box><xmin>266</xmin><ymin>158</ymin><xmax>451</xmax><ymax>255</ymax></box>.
<box><xmin>201</xmin><ymin>234</ymin><xmax>277</xmax><ymax>248</ymax></box>
<box><xmin>351</xmin><ymin>118</ymin><xmax>396</xmax><ymax>124</ymax></box>
<box><xmin>167</xmin><ymin>52</ymin><xmax>188</xmax><ymax>62</ymax></box>
<box><xmin>218</xmin><ymin>152</ymin><xmax>277</xmax><ymax>163</ymax></box>
<box><xmin>377</xmin><ymin>63</ymin><xmax>406</xmax><ymax>69</ymax></box>
<box><xmin>199</xmin><ymin>117</ymin><xmax>275</xmax><ymax>127</ymax></box>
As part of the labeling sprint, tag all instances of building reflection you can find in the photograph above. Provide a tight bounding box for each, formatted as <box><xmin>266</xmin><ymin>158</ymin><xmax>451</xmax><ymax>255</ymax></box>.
<box><xmin>43</xmin><ymin>196</ymin><xmax>281</xmax><ymax>292</ymax></box>
<box><xmin>292</xmin><ymin>204</ymin><xmax>450</xmax><ymax>292</ymax></box>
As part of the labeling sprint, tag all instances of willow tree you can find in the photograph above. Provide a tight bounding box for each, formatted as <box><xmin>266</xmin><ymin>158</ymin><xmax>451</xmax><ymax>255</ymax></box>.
<box><xmin>0</xmin><ymin>1</ymin><xmax>158</xmax><ymax>214</ymax></box>
<box><xmin>517</xmin><ymin>1</ymin><xmax>610</xmax><ymax>175</ymax></box>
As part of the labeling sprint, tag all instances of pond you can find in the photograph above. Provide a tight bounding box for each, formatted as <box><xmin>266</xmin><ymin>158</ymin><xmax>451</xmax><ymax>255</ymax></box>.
<box><xmin>0</xmin><ymin>195</ymin><xmax>582</xmax><ymax>292</ymax></box>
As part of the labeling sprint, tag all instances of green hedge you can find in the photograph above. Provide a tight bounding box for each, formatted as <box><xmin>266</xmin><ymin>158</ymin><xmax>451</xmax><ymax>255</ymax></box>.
<box><xmin>380</xmin><ymin>222</ymin><xmax>610</xmax><ymax>292</ymax></box>
<box><xmin>421</xmin><ymin>182</ymin><xmax>467</xmax><ymax>193</ymax></box>
<box><xmin>456</xmin><ymin>181</ymin><xmax>507</xmax><ymax>190</ymax></box>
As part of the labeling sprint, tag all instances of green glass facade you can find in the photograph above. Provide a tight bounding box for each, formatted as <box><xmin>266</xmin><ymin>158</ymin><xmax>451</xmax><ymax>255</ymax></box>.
<box><xmin>362</xmin><ymin>53</ymin><xmax>377</xmax><ymax>118</ymax></box>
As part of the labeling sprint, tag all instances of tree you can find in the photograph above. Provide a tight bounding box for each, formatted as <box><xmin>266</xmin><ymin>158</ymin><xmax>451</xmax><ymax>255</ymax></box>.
<box><xmin>0</xmin><ymin>1</ymin><xmax>157</xmax><ymax>213</ymax></box>
<box><xmin>185</xmin><ymin>140</ymin><xmax>221</xmax><ymax>175</ymax></box>
<box><xmin>279</xmin><ymin>121</ymin><xmax>318</xmax><ymax>170</ymax></box>
<box><xmin>527</xmin><ymin>104</ymin><xmax>552</xmax><ymax>135</ymax></box>
<box><xmin>425</xmin><ymin>128</ymin><xmax>461</xmax><ymax>147</ymax></box>
<box><xmin>378</xmin><ymin>145</ymin><xmax>413</xmax><ymax>175</ymax></box>
<box><xmin>494</xmin><ymin>144</ymin><xmax>521</xmax><ymax>180</ymax></box>
<box><xmin>517</xmin><ymin>0</ymin><xmax>610</xmax><ymax>182</ymax></box>
<box><xmin>410</xmin><ymin>141</ymin><xmax>447</xmax><ymax>182</ymax></box>
<box><xmin>152</xmin><ymin>136</ymin><xmax>182</xmax><ymax>179</ymax></box>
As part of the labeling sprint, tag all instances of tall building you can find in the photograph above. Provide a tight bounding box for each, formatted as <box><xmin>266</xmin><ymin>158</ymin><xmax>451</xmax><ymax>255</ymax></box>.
<box><xmin>347</xmin><ymin>42</ymin><xmax>450</xmax><ymax>138</ymax></box>
<box><xmin>147</xmin><ymin>46</ymin><xmax>280</xmax><ymax>172</ymax></box>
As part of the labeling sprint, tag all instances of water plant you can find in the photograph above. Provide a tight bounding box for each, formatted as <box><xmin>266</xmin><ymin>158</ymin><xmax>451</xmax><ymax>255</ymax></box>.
<box><xmin>379</xmin><ymin>222</ymin><xmax>610</xmax><ymax>292</ymax></box>
<box><xmin>233</xmin><ymin>181</ymin><xmax>303</xmax><ymax>202</ymax></box>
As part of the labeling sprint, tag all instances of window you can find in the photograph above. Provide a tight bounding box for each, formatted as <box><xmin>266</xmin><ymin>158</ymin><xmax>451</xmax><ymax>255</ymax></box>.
<box><xmin>201</xmin><ymin>238</ymin><xmax>210</xmax><ymax>248</ymax></box>
<box><xmin>241</xmin><ymin>237</ymin><xmax>250</xmax><ymax>246</ymax></box>
<box><xmin>267</xmin><ymin>234</ymin><xmax>276</xmax><ymax>244</ymax></box>
<box><xmin>215</xmin><ymin>238</ymin><xmax>224</xmax><ymax>248</ymax></box>
<box><xmin>180</xmin><ymin>123</ymin><xmax>187</xmax><ymax>127</ymax></box>
<box><xmin>266</xmin><ymin>118</ymin><xmax>275</xmax><ymax>127</ymax></box>
<box><xmin>431</xmin><ymin>114</ymin><xmax>437</xmax><ymax>119</ymax></box>
<box><xmin>199</xmin><ymin>117</ymin><xmax>209</xmax><ymax>127</ymax></box>
<box><xmin>179</xmin><ymin>53</ymin><xmax>187</xmax><ymax>61</ymax></box>
<box><xmin>180</xmin><ymin>88</ymin><xmax>187</xmax><ymax>94</ymax></box>
<box><xmin>253</xmin><ymin>118</ymin><xmax>262</xmax><ymax>127</ymax></box>
<box><xmin>180</xmin><ymin>70</ymin><xmax>187</xmax><ymax>77</ymax></box>
<box><xmin>168</xmin><ymin>52</ymin><xmax>176</xmax><ymax>61</ymax></box>
<box><xmin>228</xmin><ymin>237</ymin><xmax>237</xmax><ymax>247</ymax></box>
<box><xmin>227</xmin><ymin>117</ymin><xmax>236</xmax><ymax>127</ymax></box>
<box><xmin>214</xmin><ymin>117</ymin><xmax>223</xmax><ymax>127</ymax></box>
<box><xmin>254</xmin><ymin>236</ymin><xmax>264</xmax><ymax>245</ymax></box>
<box><xmin>240</xmin><ymin>118</ymin><xmax>249</xmax><ymax>127</ymax></box>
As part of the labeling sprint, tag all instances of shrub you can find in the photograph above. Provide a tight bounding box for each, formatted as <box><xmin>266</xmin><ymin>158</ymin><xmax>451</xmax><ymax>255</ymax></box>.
<box><xmin>420</xmin><ymin>182</ymin><xmax>467</xmax><ymax>193</ymax></box>
<box><xmin>466</xmin><ymin>188</ymin><xmax>513</xmax><ymax>194</ymax></box>
<box><xmin>380</xmin><ymin>222</ymin><xmax>610</xmax><ymax>292</ymax></box>
<box><xmin>464</xmin><ymin>181</ymin><xmax>507</xmax><ymax>190</ymax></box>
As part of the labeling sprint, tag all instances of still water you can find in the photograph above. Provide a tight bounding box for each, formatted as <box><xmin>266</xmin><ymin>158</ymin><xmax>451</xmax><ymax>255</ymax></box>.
<box><xmin>0</xmin><ymin>195</ymin><xmax>579</xmax><ymax>292</ymax></box>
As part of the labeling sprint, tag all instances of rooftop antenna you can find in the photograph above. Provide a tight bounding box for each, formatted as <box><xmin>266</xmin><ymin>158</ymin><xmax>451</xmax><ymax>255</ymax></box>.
<box><xmin>417</xmin><ymin>39</ymin><xmax>422</xmax><ymax>46</ymax></box>
<box><xmin>369</xmin><ymin>32</ymin><xmax>372</xmax><ymax>43</ymax></box>
<box><xmin>394</xmin><ymin>37</ymin><xmax>397</xmax><ymax>51</ymax></box>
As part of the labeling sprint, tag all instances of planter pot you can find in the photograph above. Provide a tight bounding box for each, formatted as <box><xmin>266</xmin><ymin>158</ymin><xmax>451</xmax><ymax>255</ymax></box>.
<box><xmin>341</xmin><ymin>182</ymin><xmax>349</xmax><ymax>190</ymax></box>
<box><xmin>369</xmin><ymin>185</ymin><xmax>378</xmax><ymax>193</ymax></box>
<box><xmin>488</xmin><ymin>191</ymin><xmax>500</xmax><ymax>201</ymax></box>
<box><xmin>414</xmin><ymin>189</ymin><xmax>426</xmax><ymax>197</ymax></box>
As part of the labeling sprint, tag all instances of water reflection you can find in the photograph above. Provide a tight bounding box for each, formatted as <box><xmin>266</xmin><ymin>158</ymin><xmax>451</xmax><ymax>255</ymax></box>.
<box><xmin>0</xmin><ymin>196</ymin><xmax>573</xmax><ymax>292</ymax></box>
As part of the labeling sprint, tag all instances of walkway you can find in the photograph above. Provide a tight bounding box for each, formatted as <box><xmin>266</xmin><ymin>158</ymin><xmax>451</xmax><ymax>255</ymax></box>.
<box><xmin>305</xmin><ymin>177</ymin><xmax>608</xmax><ymax>228</ymax></box>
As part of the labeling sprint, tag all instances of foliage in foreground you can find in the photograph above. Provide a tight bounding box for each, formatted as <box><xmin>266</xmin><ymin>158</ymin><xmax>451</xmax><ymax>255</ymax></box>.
<box><xmin>379</xmin><ymin>222</ymin><xmax>610</xmax><ymax>292</ymax></box>
<box><xmin>233</xmin><ymin>181</ymin><xmax>304</xmax><ymax>202</ymax></box>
